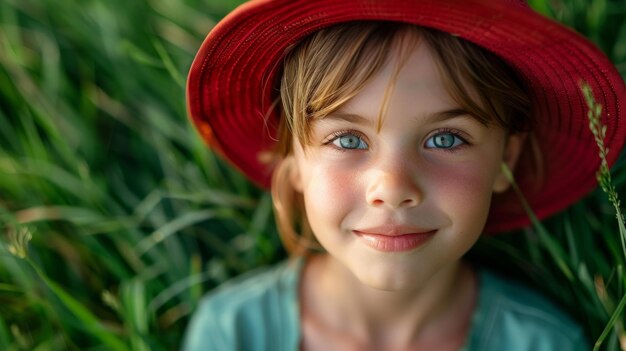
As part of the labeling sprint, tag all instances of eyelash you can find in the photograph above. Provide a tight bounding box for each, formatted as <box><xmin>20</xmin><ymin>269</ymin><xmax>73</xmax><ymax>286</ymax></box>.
<box><xmin>321</xmin><ymin>128</ymin><xmax>471</xmax><ymax>152</ymax></box>
<box><xmin>322</xmin><ymin>129</ymin><xmax>368</xmax><ymax>152</ymax></box>
<box><xmin>427</xmin><ymin>128</ymin><xmax>471</xmax><ymax>153</ymax></box>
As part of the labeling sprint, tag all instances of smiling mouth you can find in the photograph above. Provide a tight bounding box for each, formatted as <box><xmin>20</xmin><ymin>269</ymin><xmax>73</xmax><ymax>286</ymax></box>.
<box><xmin>353</xmin><ymin>229</ymin><xmax>437</xmax><ymax>252</ymax></box>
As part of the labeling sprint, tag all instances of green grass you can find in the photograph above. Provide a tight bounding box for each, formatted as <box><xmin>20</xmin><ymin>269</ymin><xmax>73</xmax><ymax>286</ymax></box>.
<box><xmin>0</xmin><ymin>0</ymin><xmax>625</xmax><ymax>350</ymax></box>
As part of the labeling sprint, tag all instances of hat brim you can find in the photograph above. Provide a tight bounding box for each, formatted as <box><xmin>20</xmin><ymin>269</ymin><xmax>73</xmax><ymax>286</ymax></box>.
<box><xmin>187</xmin><ymin>0</ymin><xmax>626</xmax><ymax>233</ymax></box>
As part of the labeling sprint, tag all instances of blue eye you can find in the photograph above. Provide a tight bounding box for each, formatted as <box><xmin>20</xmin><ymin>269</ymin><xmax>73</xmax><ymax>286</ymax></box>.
<box><xmin>425</xmin><ymin>132</ymin><xmax>464</xmax><ymax>149</ymax></box>
<box><xmin>332</xmin><ymin>133</ymin><xmax>368</xmax><ymax>150</ymax></box>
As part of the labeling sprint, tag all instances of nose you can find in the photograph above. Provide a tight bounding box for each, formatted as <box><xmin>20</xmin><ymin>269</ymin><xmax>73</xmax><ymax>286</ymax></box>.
<box><xmin>365</xmin><ymin>159</ymin><xmax>422</xmax><ymax>209</ymax></box>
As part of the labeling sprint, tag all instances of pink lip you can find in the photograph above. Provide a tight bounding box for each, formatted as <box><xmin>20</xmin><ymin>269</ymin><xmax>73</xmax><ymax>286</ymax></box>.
<box><xmin>353</xmin><ymin>226</ymin><xmax>437</xmax><ymax>252</ymax></box>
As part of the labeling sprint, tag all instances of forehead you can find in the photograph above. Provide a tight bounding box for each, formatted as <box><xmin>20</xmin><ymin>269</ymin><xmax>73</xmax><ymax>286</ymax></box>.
<box><xmin>336</xmin><ymin>39</ymin><xmax>463</xmax><ymax>123</ymax></box>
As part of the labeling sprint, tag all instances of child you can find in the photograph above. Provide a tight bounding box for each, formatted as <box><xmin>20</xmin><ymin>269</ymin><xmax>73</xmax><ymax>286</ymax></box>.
<box><xmin>184</xmin><ymin>0</ymin><xmax>626</xmax><ymax>350</ymax></box>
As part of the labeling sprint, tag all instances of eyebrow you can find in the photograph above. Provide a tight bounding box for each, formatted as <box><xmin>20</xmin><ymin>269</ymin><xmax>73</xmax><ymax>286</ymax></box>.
<box><xmin>321</xmin><ymin>112</ymin><xmax>373</xmax><ymax>126</ymax></box>
<box><xmin>422</xmin><ymin>108</ymin><xmax>488</xmax><ymax>126</ymax></box>
<box><xmin>321</xmin><ymin>108</ymin><xmax>486</xmax><ymax>126</ymax></box>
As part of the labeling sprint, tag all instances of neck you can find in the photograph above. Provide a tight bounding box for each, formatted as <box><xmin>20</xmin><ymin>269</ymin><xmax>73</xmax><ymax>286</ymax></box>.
<box><xmin>300</xmin><ymin>254</ymin><xmax>477</xmax><ymax>349</ymax></box>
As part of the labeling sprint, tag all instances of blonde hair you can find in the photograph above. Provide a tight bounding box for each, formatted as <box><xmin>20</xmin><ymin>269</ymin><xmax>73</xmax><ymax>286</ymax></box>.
<box><xmin>270</xmin><ymin>22</ymin><xmax>532</xmax><ymax>256</ymax></box>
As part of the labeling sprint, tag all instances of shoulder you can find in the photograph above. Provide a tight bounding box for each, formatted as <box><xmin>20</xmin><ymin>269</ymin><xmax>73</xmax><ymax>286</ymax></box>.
<box><xmin>182</xmin><ymin>259</ymin><xmax>303</xmax><ymax>351</ymax></box>
<box><xmin>467</xmin><ymin>269</ymin><xmax>589</xmax><ymax>351</ymax></box>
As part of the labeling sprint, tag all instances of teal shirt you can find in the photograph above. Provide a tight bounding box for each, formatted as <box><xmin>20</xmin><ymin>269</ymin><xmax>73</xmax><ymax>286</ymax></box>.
<box><xmin>183</xmin><ymin>259</ymin><xmax>589</xmax><ymax>350</ymax></box>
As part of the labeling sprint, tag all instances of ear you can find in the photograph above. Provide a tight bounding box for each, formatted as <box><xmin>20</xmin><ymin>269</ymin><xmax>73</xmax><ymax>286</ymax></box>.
<box><xmin>492</xmin><ymin>133</ymin><xmax>526</xmax><ymax>193</ymax></box>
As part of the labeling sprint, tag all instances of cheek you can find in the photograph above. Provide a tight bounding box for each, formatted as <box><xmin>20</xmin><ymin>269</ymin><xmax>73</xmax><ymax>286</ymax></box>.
<box><xmin>428</xmin><ymin>161</ymin><xmax>499</xmax><ymax>231</ymax></box>
<box><xmin>301</xmin><ymin>162</ymin><xmax>360</xmax><ymax>225</ymax></box>
<box><xmin>435</xmin><ymin>163</ymin><xmax>496</xmax><ymax>199</ymax></box>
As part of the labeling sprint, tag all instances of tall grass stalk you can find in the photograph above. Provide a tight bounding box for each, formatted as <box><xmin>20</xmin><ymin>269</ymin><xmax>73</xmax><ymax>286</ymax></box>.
<box><xmin>580</xmin><ymin>82</ymin><xmax>626</xmax><ymax>351</ymax></box>
<box><xmin>581</xmin><ymin>82</ymin><xmax>626</xmax><ymax>261</ymax></box>
<box><xmin>499</xmin><ymin>80</ymin><xmax>626</xmax><ymax>350</ymax></box>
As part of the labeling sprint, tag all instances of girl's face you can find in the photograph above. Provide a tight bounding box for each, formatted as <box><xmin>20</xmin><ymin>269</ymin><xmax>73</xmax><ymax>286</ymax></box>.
<box><xmin>289</xmin><ymin>39</ymin><xmax>522</xmax><ymax>291</ymax></box>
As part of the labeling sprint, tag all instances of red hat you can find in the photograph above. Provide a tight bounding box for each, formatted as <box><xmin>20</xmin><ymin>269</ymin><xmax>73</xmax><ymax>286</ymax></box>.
<box><xmin>187</xmin><ymin>0</ymin><xmax>626</xmax><ymax>233</ymax></box>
